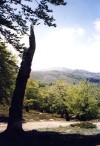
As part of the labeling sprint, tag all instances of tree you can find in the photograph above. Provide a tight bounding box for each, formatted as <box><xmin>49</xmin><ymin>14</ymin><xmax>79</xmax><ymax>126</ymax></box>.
<box><xmin>52</xmin><ymin>81</ymin><xmax>71</xmax><ymax>120</ymax></box>
<box><xmin>24</xmin><ymin>79</ymin><xmax>40</xmax><ymax>111</ymax></box>
<box><xmin>0</xmin><ymin>42</ymin><xmax>18</xmax><ymax>104</ymax></box>
<box><xmin>69</xmin><ymin>81</ymin><xmax>99</xmax><ymax>120</ymax></box>
<box><xmin>6</xmin><ymin>25</ymin><xmax>35</xmax><ymax>132</ymax></box>
<box><xmin>0</xmin><ymin>0</ymin><xmax>67</xmax><ymax>52</ymax></box>
<box><xmin>0</xmin><ymin>0</ymin><xmax>67</xmax><ymax>132</ymax></box>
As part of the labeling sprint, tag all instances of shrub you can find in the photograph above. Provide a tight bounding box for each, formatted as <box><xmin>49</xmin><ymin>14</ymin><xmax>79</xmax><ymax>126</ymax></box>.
<box><xmin>70</xmin><ymin>122</ymin><xmax>96</xmax><ymax>129</ymax></box>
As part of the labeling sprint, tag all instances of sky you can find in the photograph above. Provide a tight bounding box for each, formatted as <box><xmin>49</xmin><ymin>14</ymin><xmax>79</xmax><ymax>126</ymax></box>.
<box><xmin>13</xmin><ymin>0</ymin><xmax>100</xmax><ymax>72</ymax></box>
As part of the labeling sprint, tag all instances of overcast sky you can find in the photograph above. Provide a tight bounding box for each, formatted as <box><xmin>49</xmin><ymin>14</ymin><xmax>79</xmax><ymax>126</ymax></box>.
<box><xmin>20</xmin><ymin>0</ymin><xmax>100</xmax><ymax>72</ymax></box>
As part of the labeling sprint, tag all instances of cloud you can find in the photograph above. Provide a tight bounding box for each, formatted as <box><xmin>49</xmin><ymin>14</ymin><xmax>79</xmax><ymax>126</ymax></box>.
<box><xmin>76</xmin><ymin>27</ymin><xmax>85</xmax><ymax>36</ymax></box>
<box><xmin>91</xmin><ymin>21</ymin><xmax>100</xmax><ymax>50</ymax></box>
<box><xmin>21</xmin><ymin>25</ymin><xmax>100</xmax><ymax>72</ymax></box>
<box><xmin>32</xmin><ymin>27</ymin><xmax>87</xmax><ymax>70</ymax></box>
<box><xmin>94</xmin><ymin>34</ymin><xmax>100</xmax><ymax>41</ymax></box>
<box><xmin>94</xmin><ymin>20</ymin><xmax>100</xmax><ymax>32</ymax></box>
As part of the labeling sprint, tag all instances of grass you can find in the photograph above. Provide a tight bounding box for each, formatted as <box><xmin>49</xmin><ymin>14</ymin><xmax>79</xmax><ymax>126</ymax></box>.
<box><xmin>70</xmin><ymin>122</ymin><xmax>96</xmax><ymax>129</ymax></box>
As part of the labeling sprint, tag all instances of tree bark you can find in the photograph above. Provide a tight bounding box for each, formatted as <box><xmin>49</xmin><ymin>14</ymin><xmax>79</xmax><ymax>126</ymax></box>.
<box><xmin>6</xmin><ymin>25</ymin><xmax>36</xmax><ymax>132</ymax></box>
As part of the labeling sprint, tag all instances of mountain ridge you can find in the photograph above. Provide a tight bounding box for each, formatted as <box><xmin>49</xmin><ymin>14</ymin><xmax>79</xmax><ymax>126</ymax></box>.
<box><xmin>30</xmin><ymin>68</ymin><xmax>100</xmax><ymax>84</ymax></box>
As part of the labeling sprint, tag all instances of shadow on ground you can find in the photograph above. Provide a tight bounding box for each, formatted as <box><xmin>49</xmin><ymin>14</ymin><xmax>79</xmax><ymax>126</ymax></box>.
<box><xmin>0</xmin><ymin>129</ymin><xmax>100</xmax><ymax>146</ymax></box>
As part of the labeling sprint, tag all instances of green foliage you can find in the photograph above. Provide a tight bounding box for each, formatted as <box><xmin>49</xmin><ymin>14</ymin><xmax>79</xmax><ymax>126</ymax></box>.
<box><xmin>24</xmin><ymin>79</ymin><xmax>100</xmax><ymax>120</ymax></box>
<box><xmin>24</xmin><ymin>79</ymin><xmax>39</xmax><ymax>109</ymax></box>
<box><xmin>70</xmin><ymin>122</ymin><xmax>96</xmax><ymax>129</ymax></box>
<box><xmin>0</xmin><ymin>0</ymin><xmax>67</xmax><ymax>52</ymax></box>
<box><xmin>0</xmin><ymin>42</ymin><xmax>18</xmax><ymax>104</ymax></box>
<box><xmin>48</xmin><ymin>81</ymin><xmax>69</xmax><ymax>114</ymax></box>
<box><xmin>69</xmin><ymin>81</ymin><xmax>99</xmax><ymax>120</ymax></box>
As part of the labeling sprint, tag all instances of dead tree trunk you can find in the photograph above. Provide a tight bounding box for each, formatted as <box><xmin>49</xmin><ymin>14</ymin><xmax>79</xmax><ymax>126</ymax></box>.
<box><xmin>7</xmin><ymin>25</ymin><xmax>36</xmax><ymax>132</ymax></box>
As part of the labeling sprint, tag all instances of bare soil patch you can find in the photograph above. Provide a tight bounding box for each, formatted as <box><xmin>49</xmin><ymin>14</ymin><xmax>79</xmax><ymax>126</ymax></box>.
<box><xmin>0</xmin><ymin>121</ymin><xmax>100</xmax><ymax>132</ymax></box>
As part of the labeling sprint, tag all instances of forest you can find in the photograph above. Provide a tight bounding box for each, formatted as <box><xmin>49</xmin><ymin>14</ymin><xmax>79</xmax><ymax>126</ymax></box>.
<box><xmin>24</xmin><ymin>79</ymin><xmax>100</xmax><ymax>121</ymax></box>
<box><xmin>1</xmin><ymin>42</ymin><xmax>100</xmax><ymax>121</ymax></box>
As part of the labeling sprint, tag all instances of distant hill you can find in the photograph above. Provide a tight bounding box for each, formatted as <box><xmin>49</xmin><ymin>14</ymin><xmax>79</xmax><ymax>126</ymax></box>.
<box><xmin>30</xmin><ymin>68</ymin><xmax>100</xmax><ymax>84</ymax></box>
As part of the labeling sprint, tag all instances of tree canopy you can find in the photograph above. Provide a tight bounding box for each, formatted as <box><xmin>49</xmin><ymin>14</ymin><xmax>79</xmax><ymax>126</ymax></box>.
<box><xmin>0</xmin><ymin>42</ymin><xmax>18</xmax><ymax>104</ymax></box>
<box><xmin>24</xmin><ymin>80</ymin><xmax>100</xmax><ymax>120</ymax></box>
<box><xmin>0</xmin><ymin>0</ymin><xmax>67</xmax><ymax>52</ymax></box>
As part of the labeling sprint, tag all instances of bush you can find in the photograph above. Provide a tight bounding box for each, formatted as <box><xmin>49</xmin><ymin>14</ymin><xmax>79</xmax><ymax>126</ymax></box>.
<box><xmin>70</xmin><ymin>122</ymin><xmax>96</xmax><ymax>129</ymax></box>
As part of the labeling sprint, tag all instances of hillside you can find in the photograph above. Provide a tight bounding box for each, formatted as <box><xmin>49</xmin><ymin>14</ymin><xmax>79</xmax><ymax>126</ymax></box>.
<box><xmin>30</xmin><ymin>68</ymin><xmax>100</xmax><ymax>84</ymax></box>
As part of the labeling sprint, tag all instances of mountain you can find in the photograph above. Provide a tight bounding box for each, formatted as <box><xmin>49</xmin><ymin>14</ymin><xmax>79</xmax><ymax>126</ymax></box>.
<box><xmin>30</xmin><ymin>68</ymin><xmax>100</xmax><ymax>84</ymax></box>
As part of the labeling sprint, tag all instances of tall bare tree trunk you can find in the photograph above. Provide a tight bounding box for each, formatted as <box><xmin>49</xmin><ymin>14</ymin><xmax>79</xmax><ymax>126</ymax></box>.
<box><xmin>7</xmin><ymin>25</ymin><xmax>36</xmax><ymax>132</ymax></box>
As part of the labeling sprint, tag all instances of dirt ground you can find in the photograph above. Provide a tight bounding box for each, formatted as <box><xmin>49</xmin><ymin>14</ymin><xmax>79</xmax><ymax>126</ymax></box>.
<box><xmin>0</xmin><ymin>121</ymin><xmax>100</xmax><ymax>132</ymax></box>
<box><xmin>0</xmin><ymin>121</ymin><xmax>76</xmax><ymax>132</ymax></box>
<box><xmin>0</xmin><ymin>121</ymin><xmax>100</xmax><ymax>146</ymax></box>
